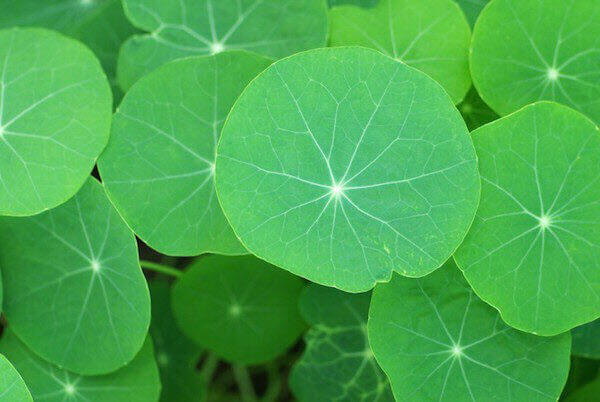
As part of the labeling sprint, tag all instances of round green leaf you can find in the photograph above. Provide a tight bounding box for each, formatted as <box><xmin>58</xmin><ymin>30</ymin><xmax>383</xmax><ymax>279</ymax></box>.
<box><xmin>454</xmin><ymin>102</ymin><xmax>600</xmax><ymax>336</ymax></box>
<box><xmin>289</xmin><ymin>284</ymin><xmax>393</xmax><ymax>402</ymax></box>
<box><xmin>470</xmin><ymin>0</ymin><xmax>600</xmax><ymax>124</ymax></box>
<box><xmin>0</xmin><ymin>28</ymin><xmax>112</xmax><ymax>216</ymax></box>
<box><xmin>572</xmin><ymin>319</ymin><xmax>600</xmax><ymax>359</ymax></box>
<box><xmin>0</xmin><ymin>178</ymin><xmax>151</xmax><ymax>375</ymax></box>
<box><xmin>216</xmin><ymin>47</ymin><xmax>480</xmax><ymax>292</ymax></box>
<box><xmin>0</xmin><ymin>354</ymin><xmax>32</xmax><ymax>402</ymax></box>
<box><xmin>0</xmin><ymin>0</ymin><xmax>138</xmax><ymax>105</ymax></box>
<box><xmin>171</xmin><ymin>255</ymin><xmax>305</xmax><ymax>364</ymax></box>
<box><xmin>99</xmin><ymin>52</ymin><xmax>271</xmax><ymax>256</ymax></box>
<box><xmin>117</xmin><ymin>0</ymin><xmax>328</xmax><ymax>90</ymax></box>
<box><xmin>453</xmin><ymin>0</ymin><xmax>489</xmax><ymax>27</ymax></box>
<box><xmin>0</xmin><ymin>332</ymin><xmax>161</xmax><ymax>402</ymax></box>
<box><xmin>329</xmin><ymin>0</ymin><xmax>472</xmax><ymax>103</ymax></box>
<box><xmin>368</xmin><ymin>260</ymin><xmax>571</xmax><ymax>401</ymax></box>
<box><xmin>149</xmin><ymin>281</ymin><xmax>205</xmax><ymax>402</ymax></box>
<box><xmin>459</xmin><ymin>87</ymin><xmax>499</xmax><ymax>131</ymax></box>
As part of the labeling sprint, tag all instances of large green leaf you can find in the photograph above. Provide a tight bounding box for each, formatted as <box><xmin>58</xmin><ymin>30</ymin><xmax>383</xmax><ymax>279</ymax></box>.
<box><xmin>0</xmin><ymin>0</ymin><xmax>138</xmax><ymax>104</ymax></box>
<box><xmin>329</xmin><ymin>0</ymin><xmax>472</xmax><ymax>103</ymax></box>
<box><xmin>0</xmin><ymin>178</ymin><xmax>151</xmax><ymax>375</ymax></box>
<box><xmin>572</xmin><ymin>320</ymin><xmax>600</xmax><ymax>359</ymax></box>
<box><xmin>171</xmin><ymin>255</ymin><xmax>305</xmax><ymax>364</ymax></box>
<box><xmin>0</xmin><ymin>354</ymin><xmax>32</xmax><ymax>402</ymax></box>
<box><xmin>149</xmin><ymin>281</ymin><xmax>204</xmax><ymax>402</ymax></box>
<box><xmin>117</xmin><ymin>0</ymin><xmax>328</xmax><ymax>90</ymax></box>
<box><xmin>0</xmin><ymin>332</ymin><xmax>161</xmax><ymax>402</ymax></box>
<box><xmin>368</xmin><ymin>260</ymin><xmax>571</xmax><ymax>401</ymax></box>
<box><xmin>453</xmin><ymin>0</ymin><xmax>489</xmax><ymax>27</ymax></box>
<box><xmin>458</xmin><ymin>87</ymin><xmax>499</xmax><ymax>131</ymax></box>
<box><xmin>99</xmin><ymin>52</ymin><xmax>271</xmax><ymax>256</ymax></box>
<box><xmin>216</xmin><ymin>47</ymin><xmax>480</xmax><ymax>292</ymax></box>
<box><xmin>454</xmin><ymin>102</ymin><xmax>600</xmax><ymax>336</ymax></box>
<box><xmin>470</xmin><ymin>0</ymin><xmax>600</xmax><ymax>124</ymax></box>
<box><xmin>289</xmin><ymin>284</ymin><xmax>393</xmax><ymax>402</ymax></box>
<box><xmin>0</xmin><ymin>28</ymin><xmax>112</xmax><ymax>216</ymax></box>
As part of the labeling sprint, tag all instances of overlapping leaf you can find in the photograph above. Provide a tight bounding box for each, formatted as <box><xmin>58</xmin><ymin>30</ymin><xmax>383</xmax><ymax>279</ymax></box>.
<box><xmin>216</xmin><ymin>47</ymin><xmax>480</xmax><ymax>292</ymax></box>
<box><xmin>0</xmin><ymin>354</ymin><xmax>32</xmax><ymax>402</ymax></box>
<box><xmin>368</xmin><ymin>260</ymin><xmax>571</xmax><ymax>401</ymax></box>
<box><xmin>118</xmin><ymin>0</ymin><xmax>328</xmax><ymax>89</ymax></box>
<box><xmin>0</xmin><ymin>28</ymin><xmax>112</xmax><ymax>216</ymax></box>
<box><xmin>455</xmin><ymin>102</ymin><xmax>600</xmax><ymax>335</ymax></box>
<box><xmin>289</xmin><ymin>285</ymin><xmax>393</xmax><ymax>402</ymax></box>
<box><xmin>99</xmin><ymin>52</ymin><xmax>271</xmax><ymax>256</ymax></box>
<box><xmin>0</xmin><ymin>178</ymin><xmax>151</xmax><ymax>375</ymax></box>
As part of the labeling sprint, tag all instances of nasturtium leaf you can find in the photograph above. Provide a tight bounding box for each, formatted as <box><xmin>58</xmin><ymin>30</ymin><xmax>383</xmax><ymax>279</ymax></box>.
<box><xmin>0</xmin><ymin>332</ymin><xmax>161</xmax><ymax>402</ymax></box>
<box><xmin>171</xmin><ymin>255</ymin><xmax>305</xmax><ymax>364</ymax></box>
<box><xmin>99</xmin><ymin>52</ymin><xmax>271</xmax><ymax>256</ymax></box>
<box><xmin>328</xmin><ymin>0</ymin><xmax>472</xmax><ymax>103</ymax></box>
<box><xmin>117</xmin><ymin>0</ymin><xmax>328</xmax><ymax>90</ymax></box>
<box><xmin>453</xmin><ymin>0</ymin><xmax>489</xmax><ymax>27</ymax></box>
<box><xmin>572</xmin><ymin>320</ymin><xmax>600</xmax><ymax>359</ymax></box>
<box><xmin>459</xmin><ymin>87</ymin><xmax>499</xmax><ymax>131</ymax></box>
<box><xmin>470</xmin><ymin>0</ymin><xmax>600</xmax><ymax>124</ymax></box>
<box><xmin>0</xmin><ymin>0</ymin><xmax>138</xmax><ymax>104</ymax></box>
<box><xmin>565</xmin><ymin>377</ymin><xmax>600</xmax><ymax>402</ymax></box>
<box><xmin>149</xmin><ymin>281</ymin><xmax>205</xmax><ymax>402</ymax></box>
<box><xmin>0</xmin><ymin>178</ymin><xmax>151</xmax><ymax>375</ymax></box>
<box><xmin>0</xmin><ymin>354</ymin><xmax>32</xmax><ymax>402</ymax></box>
<box><xmin>289</xmin><ymin>285</ymin><xmax>393</xmax><ymax>402</ymax></box>
<box><xmin>454</xmin><ymin>102</ymin><xmax>600</xmax><ymax>336</ymax></box>
<box><xmin>216</xmin><ymin>47</ymin><xmax>480</xmax><ymax>292</ymax></box>
<box><xmin>368</xmin><ymin>260</ymin><xmax>571</xmax><ymax>401</ymax></box>
<box><xmin>0</xmin><ymin>28</ymin><xmax>112</xmax><ymax>216</ymax></box>
<box><xmin>329</xmin><ymin>0</ymin><xmax>379</xmax><ymax>7</ymax></box>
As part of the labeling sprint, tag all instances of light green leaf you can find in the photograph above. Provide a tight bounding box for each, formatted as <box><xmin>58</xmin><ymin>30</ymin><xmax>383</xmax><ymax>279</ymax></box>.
<box><xmin>572</xmin><ymin>319</ymin><xmax>600</xmax><ymax>359</ymax></box>
<box><xmin>329</xmin><ymin>0</ymin><xmax>379</xmax><ymax>7</ymax></box>
<box><xmin>368</xmin><ymin>259</ymin><xmax>571</xmax><ymax>401</ymax></box>
<box><xmin>117</xmin><ymin>0</ymin><xmax>328</xmax><ymax>90</ymax></box>
<box><xmin>458</xmin><ymin>87</ymin><xmax>499</xmax><ymax>131</ymax></box>
<box><xmin>149</xmin><ymin>281</ymin><xmax>205</xmax><ymax>402</ymax></box>
<box><xmin>329</xmin><ymin>0</ymin><xmax>472</xmax><ymax>103</ymax></box>
<box><xmin>0</xmin><ymin>0</ymin><xmax>138</xmax><ymax>105</ymax></box>
<box><xmin>454</xmin><ymin>102</ymin><xmax>600</xmax><ymax>336</ymax></box>
<box><xmin>470</xmin><ymin>0</ymin><xmax>600</xmax><ymax>124</ymax></box>
<box><xmin>0</xmin><ymin>332</ymin><xmax>161</xmax><ymax>402</ymax></box>
<box><xmin>289</xmin><ymin>284</ymin><xmax>393</xmax><ymax>402</ymax></box>
<box><xmin>0</xmin><ymin>354</ymin><xmax>32</xmax><ymax>402</ymax></box>
<box><xmin>453</xmin><ymin>0</ymin><xmax>489</xmax><ymax>27</ymax></box>
<box><xmin>99</xmin><ymin>51</ymin><xmax>271</xmax><ymax>256</ymax></box>
<box><xmin>171</xmin><ymin>255</ymin><xmax>305</xmax><ymax>365</ymax></box>
<box><xmin>0</xmin><ymin>28</ymin><xmax>112</xmax><ymax>216</ymax></box>
<box><xmin>0</xmin><ymin>178</ymin><xmax>151</xmax><ymax>375</ymax></box>
<box><xmin>216</xmin><ymin>47</ymin><xmax>480</xmax><ymax>292</ymax></box>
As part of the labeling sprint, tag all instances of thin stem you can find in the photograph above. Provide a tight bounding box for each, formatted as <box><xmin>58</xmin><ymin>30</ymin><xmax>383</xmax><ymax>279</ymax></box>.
<box><xmin>233</xmin><ymin>365</ymin><xmax>256</xmax><ymax>402</ymax></box>
<box><xmin>261</xmin><ymin>364</ymin><xmax>282</xmax><ymax>402</ymax></box>
<box><xmin>139</xmin><ymin>260</ymin><xmax>182</xmax><ymax>278</ymax></box>
<box><xmin>200</xmin><ymin>352</ymin><xmax>219</xmax><ymax>384</ymax></box>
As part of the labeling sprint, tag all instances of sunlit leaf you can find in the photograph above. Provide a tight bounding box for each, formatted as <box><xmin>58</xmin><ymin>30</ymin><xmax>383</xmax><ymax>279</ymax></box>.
<box><xmin>0</xmin><ymin>354</ymin><xmax>32</xmax><ymax>402</ymax></box>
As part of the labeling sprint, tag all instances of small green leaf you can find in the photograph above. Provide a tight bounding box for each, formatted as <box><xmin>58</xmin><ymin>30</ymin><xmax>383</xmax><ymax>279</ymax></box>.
<box><xmin>368</xmin><ymin>259</ymin><xmax>571</xmax><ymax>401</ymax></box>
<box><xmin>453</xmin><ymin>0</ymin><xmax>489</xmax><ymax>27</ymax></box>
<box><xmin>470</xmin><ymin>0</ymin><xmax>600</xmax><ymax>124</ymax></box>
<box><xmin>0</xmin><ymin>178</ymin><xmax>151</xmax><ymax>375</ymax></box>
<box><xmin>216</xmin><ymin>47</ymin><xmax>480</xmax><ymax>292</ymax></box>
<box><xmin>117</xmin><ymin>0</ymin><xmax>328</xmax><ymax>90</ymax></box>
<box><xmin>0</xmin><ymin>354</ymin><xmax>32</xmax><ymax>402</ymax></box>
<box><xmin>329</xmin><ymin>0</ymin><xmax>472</xmax><ymax>103</ymax></box>
<box><xmin>572</xmin><ymin>319</ymin><xmax>600</xmax><ymax>359</ymax></box>
<box><xmin>0</xmin><ymin>332</ymin><xmax>161</xmax><ymax>402</ymax></box>
<box><xmin>149</xmin><ymin>281</ymin><xmax>205</xmax><ymax>402</ymax></box>
<box><xmin>458</xmin><ymin>87</ymin><xmax>499</xmax><ymax>131</ymax></box>
<box><xmin>289</xmin><ymin>284</ymin><xmax>393</xmax><ymax>402</ymax></box>
<box><xmin>171</xmin><ymin>255</ymin><xmax>305</xmax><ymax>365</ymax></box>
<box><xmin>454</xmin><ymin>102</ymin><xmax>600</xmax><ymax>336</ymax></box>
<box><xmin>0</xmin><ymin>0</ymin><xmax>138</xmax><ymax>105</ymax></box>
<box><xmin>0</xmin><ymin>28</ymin><xmax>112</xmax><ymax>216</ymax></box>
<box><xmin>99</xmin><ymin>51</ymin><xmax>271</xmax><ymax>256</ymax></box>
